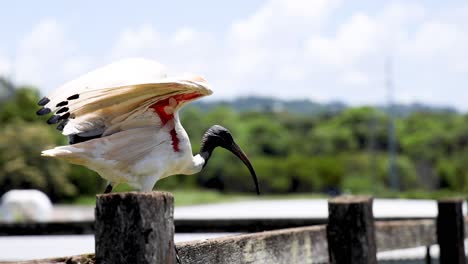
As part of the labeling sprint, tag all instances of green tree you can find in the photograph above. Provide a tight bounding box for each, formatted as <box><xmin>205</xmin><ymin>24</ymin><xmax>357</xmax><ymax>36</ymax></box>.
<box><xmin>0</xmin><ymin>87</ymin><xmax>44</xmax><ymax>123</ymax></box>
<box><xmin>0</xmin><ymin>123</ymin><xmax>77</xmax><ymax>201</ymax></box>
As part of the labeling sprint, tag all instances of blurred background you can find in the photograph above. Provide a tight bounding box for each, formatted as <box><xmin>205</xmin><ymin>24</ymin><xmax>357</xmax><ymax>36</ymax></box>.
<box><xmin>1</xmin><ymin>0</ymin><xmax>467</xmax><ymax>204</ymax></box>
<box><xmin>0</xmin><ymin>0</ymin><xmax>468</xmax><ymax>261</ymax></box>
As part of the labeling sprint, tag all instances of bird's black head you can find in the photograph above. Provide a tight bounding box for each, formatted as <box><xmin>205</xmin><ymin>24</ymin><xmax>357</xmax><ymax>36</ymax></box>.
<box><xmin>201</xmin><ymin>125</ymin><xmax>235</xmax><ymax>151</ymax></box>
<box><xmin>200</xmin><ymin>125</ymin><xmax>260</xmax><ymax>195</ymax></box>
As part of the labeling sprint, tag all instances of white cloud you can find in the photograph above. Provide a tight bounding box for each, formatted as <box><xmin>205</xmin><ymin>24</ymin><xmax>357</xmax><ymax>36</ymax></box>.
<box><xmin>62</xmin><ymin>56</ymin><xmax>94</xmax><ymax>77</ymax></box>
<box><xmin>110</xmin><ymin>24</ymin><xmax>161</xmax><ymax>59</ymax></box>
<box><xmin>6</xmin><ymin>1</ymin><xmax>468</xmax><ymax>109</ymax></box>
<box><xmin>15</xmin><ymin>19</ymin><xmax>66</xmax><ymax>86</ymax></box>
<box><xmin>227</xmin><ymin>0</ymin><xmax>340</xmax><ymax>71</ymax></box>
<box><xmin>172</xmin><ymin>28</ymin><xmax>198</xmax><ymax>45</ymax></box>
<box><xmin>401</xmin><ymin>22</ymin><xmax>462</xmax><ymax>58</ymax></box>
<box><xmin>212</xmin><ymin>0</ymin><xmax>467</xmax><ymax>107</ymax></box>
<box><xmin>340</xmin><ymin>71</ymin><xmax>369</xmax><ymax>86</ymax></box>
<box><xmin>278</xmin><ymin>66</ymin><xmax>306</xmax><ymax>81</ymax></box>
<box><xmin>110</xmin><ymin>24</ymin><xmax>219</xmax><ymax>80</ymax></box>
<box><xmin>305</xmin><ymin>13</ymin><xmax>380</xmax><ymax>69</ymax></box>
<box><xmin>230</xmin><ymin>0</ymin><xmax>340</xmax><ymax>42</ymax></box>
<box><xmin>299</xmin><ymin>2</ymin><xmax>468</xmax><ymax>108</ymax></box>
<box><xmin>14</xmin><ymin>19</ymin><xmax>92</xmax><ymax>94</ymax></box>
<box><xmin>380</xmin><ymin>2</ymin><xmax>425</xmax><ymax>27</ymax></box>
<box><xmin>303</xmin><ymin>3</ymin><xmax>425</xmax><ymax>86</ymax></box>
<box><xmin>170</xmin><ymin>27</ymin><xmax>216</xmax><ymax>57</ymax></box>
<box><xmin>400</xmin><ymin>21</ymin><xmax>468</xmax><ymax>75</ymax></box>
<box><xmin>0</xmin><ymin>55</ymin><xmax>11</xmax><ymax>78</ymax></box>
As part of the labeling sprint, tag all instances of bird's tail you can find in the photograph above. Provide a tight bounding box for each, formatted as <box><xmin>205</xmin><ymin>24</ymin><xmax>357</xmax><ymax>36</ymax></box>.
<box><xmin>42</xmin><ymin>146</ymin><xmax>87</xmax><ymax>165</ymax></box>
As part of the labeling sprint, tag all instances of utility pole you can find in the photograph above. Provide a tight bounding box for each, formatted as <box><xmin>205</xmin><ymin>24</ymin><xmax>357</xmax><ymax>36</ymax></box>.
<box><xmin>386</xmin><ymin>56</ymin><xmax>399</xmax><ymax>190</ymax></box>
<box><xmin>367</xmin><ymin>115</ymin><xmax>377</xmax><ymax>194</ymax></box>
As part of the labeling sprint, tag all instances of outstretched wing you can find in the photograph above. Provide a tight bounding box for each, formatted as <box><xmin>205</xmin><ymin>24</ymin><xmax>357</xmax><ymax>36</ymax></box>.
<box><xmin>36</xmin><ymin>58</ymin><xmax>212</xmax><ymax>144</ymax></box>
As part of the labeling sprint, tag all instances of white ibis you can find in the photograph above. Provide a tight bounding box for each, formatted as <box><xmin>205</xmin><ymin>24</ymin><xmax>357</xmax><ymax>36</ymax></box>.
<box><xmin>36</xmin><ymin>58</ymin><xmax>260</xmax><ymax>195</ymax></box>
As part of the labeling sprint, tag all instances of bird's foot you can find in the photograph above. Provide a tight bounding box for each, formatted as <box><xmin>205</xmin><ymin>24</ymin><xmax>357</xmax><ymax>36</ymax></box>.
<box><xmin>104</xmin><ymin>184</ymin><xmax>113</xmax><ymax>194</ymax></box>
<box><xmin>175</xmin><ymin>245</ymin><xmax>181</xmax><ymax>264</ymax></box>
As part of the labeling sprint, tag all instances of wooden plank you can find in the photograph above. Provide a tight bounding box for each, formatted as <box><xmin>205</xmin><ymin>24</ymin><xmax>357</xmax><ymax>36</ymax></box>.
<box><xmin>95</xmin><ymin>192</ymin><xmax>175</xmax><ymax>264</ymax></box>
<box><xmin>437</xmin><ymin>198</ymin><xmax>465</xmax><ymax>264</ymax></box>
<box><xmin>175</xmin><ymin>217</ymin><xmax>433</xmax><ymax>233</ymax></box>
<box><xmin>375</xmin><ymin>220</ymin><xmax>436</xmax><ymax>251</ymax></box>
<box><xmin>0</xmin><ymin>217</ymin><xmax>435</xmax><ymax>236</ymax></box>
<box><xmin>327</xmin><ymin>196</ymin><xmax>377</xmax><ymax>264</ymax></box>
<box><xmin>176</xmin><ymin>225</ymin><xmax>328</xmax><ymax>264</ymax></box>
<box><xmin>175</xmin><ymin>218</ymin><xmax>327</xmax><ymax>233</ymax></box>
<box><xmin>4</xmin><ymin>254</ymin><xmax>95</xmax><ymax>264</ymax></box>
<box><xmin>0</xmin><ymin>221</ymin><xmax>94</xmax><ymax>236</ymax></box>
<box><xmin>13</xmin><ymin>217</ymin><xmax>468</xmax><ymax>264</ymax></box>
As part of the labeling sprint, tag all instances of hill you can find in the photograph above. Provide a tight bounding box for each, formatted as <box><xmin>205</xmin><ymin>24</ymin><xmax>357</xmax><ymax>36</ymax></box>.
<box><xmin>194</xmin><ymin>96</ymin><xmax>457</xmax><ymax>116</ymax></box>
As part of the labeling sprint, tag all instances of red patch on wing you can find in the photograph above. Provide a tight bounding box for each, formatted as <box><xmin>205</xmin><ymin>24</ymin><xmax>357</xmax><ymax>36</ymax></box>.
<box><xmin>150</xmin><ymin>103</ymin><xmax>172</xmax><ymax>125</ymax></box>
<box><xmin>170</xmin><ymin>129</ymin><xmax>180</xmax><ymax>152</ymax></box>
<box><xmin>149</xmin><ymin>92</ymin><xmax>201</xmax><ymax>152</ymax></box>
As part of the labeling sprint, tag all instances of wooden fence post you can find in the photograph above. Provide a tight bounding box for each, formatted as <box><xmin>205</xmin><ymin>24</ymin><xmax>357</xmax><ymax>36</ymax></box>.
<box><xmin>437</xmin><ymin>198</ymin><xmax>465</xmax><ymax>264</ymax></box>
<box><xmin>327</xmin><ymin>196</ymin><xmax>377</xmax><ymax>264</ymax></box>
<box><xmin>95</xmin><ymin>191</ymin><xmax>175</xmax><ymax>264</ymax></box>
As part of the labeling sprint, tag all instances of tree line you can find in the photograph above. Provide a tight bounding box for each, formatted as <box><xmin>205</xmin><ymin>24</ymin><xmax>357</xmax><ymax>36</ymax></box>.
<box><xmin>1</xmin><ymin>81</ymin><xmax>467</xmax><ymax>201</ymax></box>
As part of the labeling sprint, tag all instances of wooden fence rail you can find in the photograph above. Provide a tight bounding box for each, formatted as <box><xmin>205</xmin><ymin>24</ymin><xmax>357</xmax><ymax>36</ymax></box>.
<box><xmin>9</xmin><ymin>193</ymin><xmax>468</xmax><ymax>264</ymax></box>
<box><xmin>177</xmin><ymin>225</ymin><xmax>328</xmax><ymax>264</ymax></box>
<box><xmin>375</xmin><ymin>219</ymin><xmax>435</xmax><ymax>252</ymax></box>
<box><xmin>0</xmin><ymin>216</ymin><xmax>436</xmax><ymax>236</ymax></box>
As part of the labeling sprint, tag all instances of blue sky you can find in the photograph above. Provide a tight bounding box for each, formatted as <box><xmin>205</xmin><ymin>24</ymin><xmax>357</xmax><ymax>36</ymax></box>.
<box><xmin>1</xmin><ymin>0</ymin><xmax>467</xmax><ymax>110</ymax></box>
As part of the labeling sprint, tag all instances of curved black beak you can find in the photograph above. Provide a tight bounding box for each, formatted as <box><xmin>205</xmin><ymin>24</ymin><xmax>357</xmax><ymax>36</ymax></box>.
<box><xmin>225</xmin><ymin>142</ymin><xmax>260</xmax><ymax>195</ymax></box>
<box><xmin>200</xmin><ymin>125</ymin><xmax>260</xmax><ymax>195</ymax></box>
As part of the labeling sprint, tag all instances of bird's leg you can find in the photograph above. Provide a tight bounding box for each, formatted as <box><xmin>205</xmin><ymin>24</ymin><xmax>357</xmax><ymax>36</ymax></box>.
<box><xmin>104</xmin><ymin>183</ymin><xmax>113</xmax><ymax>194</ymax></box>
<box><xmin>175</xmin><ymin>244</ymin><xmax>181</xmax><ymax>264</ymax></box>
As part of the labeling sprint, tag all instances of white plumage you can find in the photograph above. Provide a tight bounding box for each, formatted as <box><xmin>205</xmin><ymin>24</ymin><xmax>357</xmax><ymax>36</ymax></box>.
<box><xmin>39</xmin><ymin>58</ymin><xmax>212</xmax><ymax>191</ymax></box>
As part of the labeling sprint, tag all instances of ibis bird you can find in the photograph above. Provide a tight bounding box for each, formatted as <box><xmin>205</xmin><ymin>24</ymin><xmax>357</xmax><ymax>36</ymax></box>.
<box><xmin>36</xmin><ymin>58</ymin><xmax>260</xmax><ymax>195</ymax></box>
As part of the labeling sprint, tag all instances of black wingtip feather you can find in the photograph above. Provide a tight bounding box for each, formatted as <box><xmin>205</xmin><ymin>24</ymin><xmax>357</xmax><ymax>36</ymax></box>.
<box><xmin>56</xmin><ymin>101</ymin><xmax>68</xmax><ymax>107</ymax></box>
<box><xmin>47</xmin><ymin>115</ymin><xmax>61</xmax><ymax>124</ymax></box>
<box><xmin>56</xmin><ymin>120</ymin><xmax>68</xmax><ymax>131</ymax></box>
<box><xmin>37</xmin><ymin>97</ymin><xmax>50</xmax><ymax>106</ymax></box>
<box><xmin>56</xmin><ymin>107</ymin><xmax>69</xmax><ymax>114</ymax></box>
<box><xmin>60</xmin><ymin>112</ymin><xmax>70</xmax><ymax>120</ymax></box>
<box><xmin>36</xmin><ymin>107</ymin><xmax>51</xmax><ymax>116</ymax></box>
<box><xmin>67</xmin><ymin>94</ymin><xmax>79</xmax><ymax>100</ymax></box>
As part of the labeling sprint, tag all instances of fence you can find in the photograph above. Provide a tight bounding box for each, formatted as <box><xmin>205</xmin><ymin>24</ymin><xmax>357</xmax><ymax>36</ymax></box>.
<box><xmin>3</xmin><ymin>192</ymin><xmax>467</xmax><ymax>264</ymax></box>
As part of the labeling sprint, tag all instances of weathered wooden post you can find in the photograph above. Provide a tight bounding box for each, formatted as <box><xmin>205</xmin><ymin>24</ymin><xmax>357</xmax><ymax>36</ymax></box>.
<box><xmin>425</xmin><ymin>246</ymin><xmax>432</xmax><ymax>264</ymax></box>
<box><xmin>437</xmin><ymin>198</ymin><xmax>465</xmax><ymax>264</ymax></box>
<box><xmin>95</xmin><ymin>191</ymin><xmax>176</xmax><ymax>264</ymax></box>
<box><xmin>327</xmin><ymin>196</ymin><xmax>377</xmax><ymax>264</ymax></box>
